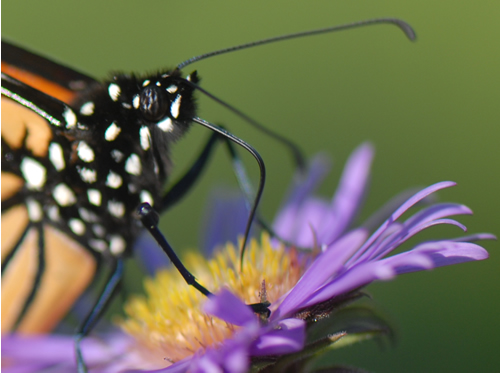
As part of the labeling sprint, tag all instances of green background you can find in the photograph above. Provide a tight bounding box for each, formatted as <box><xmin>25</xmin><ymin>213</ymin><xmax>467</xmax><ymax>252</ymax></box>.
<box><xmin>3</xmin><ymin>1</ymin><xmax>499</xmax><ymax>371</ymax></box>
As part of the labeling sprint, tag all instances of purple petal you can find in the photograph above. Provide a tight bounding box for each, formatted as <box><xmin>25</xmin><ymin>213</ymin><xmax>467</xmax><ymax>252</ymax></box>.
<box><xmin>273</xmin><ymin>154</ymin><xmax>331</xmax><ymax>243</ymax></box>
<box><xmin>394</xmin><ymin>241</ymin><xmax>489</xmax><ymax>274</ymax></box>
<box><xmin>250</xmin><ymin>318</ymin><xmax>305</xmax><ymax>356</ymax></box>
<box><xmin>447</xmin><ymin>233</ymin><xmax>497</xmax><ymax>242</ymax></box>
<box><xmin>203</xmin><ymin>289</ymin><xmax>256</xmax><ymax>327</ymax></box>
<box><xmin>134</xmin><ymin>231</ymin><xmax>170</xmax><ymax>275</ymax></box>
<box><xmin>348</xmin><ymin>182</ymin><xmax>457</xmax><ymax>264</ymax></box>
<box><xmin>274</xmin><ymin>229</ymin><xmax>368</xmax><ymax>319</ymax></box>
<box><xmin>201</xmin><ymin>189</ymin><xmax>250</xmax><ymax>256</ymax></box>
<box><xmin>274</xmin><ymin>197</ymin><xmax>331</xmax><ymax>248</ymax></box>
<box><xmin>300</xmin><ymin>252</ymin><xmax>434</xmax><ymax>308</ymax></box>
<box><xmin>319</xmin><ymin>143</ymin><xmax>374</xmax><ymax>244</ymax></box>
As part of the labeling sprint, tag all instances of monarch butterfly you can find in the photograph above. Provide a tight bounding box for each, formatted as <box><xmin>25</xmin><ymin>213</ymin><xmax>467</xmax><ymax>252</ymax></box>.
<box><xmin>1</xmin><ymin>18</ymin><xmax>415</xmax><ymax>371</ymax></box>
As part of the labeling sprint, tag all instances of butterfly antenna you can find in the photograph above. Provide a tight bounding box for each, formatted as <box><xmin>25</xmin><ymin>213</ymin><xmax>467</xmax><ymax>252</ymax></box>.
<box><xmin>183</xmin><ymin>79</ymin><xmax>306</xmax><ymax>170</ymax></box>
<box><xmin>177</xmin><ymin>18</ymin><xmax>416</xmax><ymax>70</ymax></box>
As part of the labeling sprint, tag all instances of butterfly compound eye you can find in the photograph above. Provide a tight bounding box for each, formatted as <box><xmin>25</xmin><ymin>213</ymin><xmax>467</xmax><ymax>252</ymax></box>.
<box><xmin>140</xmin><ymin>86</ymin><xmax>169</xmax><ymax>121</ymax></box>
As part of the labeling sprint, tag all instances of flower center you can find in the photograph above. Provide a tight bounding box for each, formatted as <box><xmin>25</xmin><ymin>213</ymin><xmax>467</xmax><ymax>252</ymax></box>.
<box><xmin>118</xmin><ymin>233</ymin><xmax>304</xmax><ymax>365</ymax></box>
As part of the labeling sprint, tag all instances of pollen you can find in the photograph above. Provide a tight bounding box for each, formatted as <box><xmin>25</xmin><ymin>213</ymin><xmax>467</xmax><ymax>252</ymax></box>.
<box><xmin>118</xmin><ymin>233</ymin><xmax>303</xmax><ymax>365</ymax></box>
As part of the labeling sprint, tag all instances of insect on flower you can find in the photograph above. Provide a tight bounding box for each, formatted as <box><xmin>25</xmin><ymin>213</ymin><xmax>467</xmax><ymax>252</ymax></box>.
<box><xmin>1</xmin><ymin>18</ymin><xmax>416</xmax><ymax>371</ymax></box>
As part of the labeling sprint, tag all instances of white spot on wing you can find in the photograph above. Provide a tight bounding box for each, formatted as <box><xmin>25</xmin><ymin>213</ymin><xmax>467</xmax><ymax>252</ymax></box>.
<box><xmin>47</xmin><ymin>205</ymin><xmax>60</xmax><ymax>222</ymax></box>
<box><xmin>170</xmin><ymin>94</ymin><xmax>181</xmax><ymax>118</ymax></box>
<box><xmin>49</xmin><ymin>142</ymin><xmax>65</xmax><ymax>171</ymax></box>
<box><xmin>122</xmin><ymin>103</ymin><xmax>132</xmax><ymax>109</ymax></box>
<box><xmin>108</xmin><ymin>83</ymin><xmax>121</xmax><ymax>101</ymax></box>
<box><xmin>53</xmin><ymin>183</ymin><xmax>77</xmax><ymax>206</ymax></box>
<box><xmin>77</xmin><ymin>141</ymin><xmax>95</xmax><ymax>162</ymax></box>
<box><xmin>111</xmin><ymin>149</ymin><xmax>124</xmax><ymax>163</ymax></box>
<box><xmin>139</xmin><ymin>126</ymin><xmax>151</xmax><ymax>150</ymax></box>
<box><xmin>20</xmin><ymin>158</ymin><xmax>46</xmax><ymax>190</ymax></box>
<box><xmin>106</xmin><ymin>171</ymin><xmax>123</xmax><ymax>189</ymax></box>
<box><xmin>79</xmin><ymin>207</ymin><xmax>98</xmax><ymax>222</ymax></box>
<box><xmin>89</xmin><ymin>239</ymin><xmax>107</xmax><ymax>252</ymax></box>
<box><xmin>26</xmin><ymin>199</ymin><xmax>43</xmax><ymax>222</ymax></box>
<box><xmin>108</xmin><ymin>200</ymin><xmax>125</xmax><ymax>218</ymax></box>
<box><xmin>142</xmin><ymin>79</ymin><xmax>150</xmax><ymax>87</ymax></box>
<box><xmin>77</xmin><ymin>166</ymin><xmax>97</xmax><ymax>183</ymax></box>
<box><xmin>104</xmin><ymin>122</ymin><xmax>121</xmax><ymax>141</ymax></box>
<box><xmin>109</xmin><ymin>235</ymin><xmax>126</xmax><ymax>255</ymax></box>
<box><xmin>80</xmin><ymin>102</ymin><xmax>95</xmax><ymax>115</ymax></box>
<box><xmin>63</xmin><ymin>107</ymin><xmax>77</xmax><ymax>129</ymax></box>
<box><xmin>125</xmin><ymin>154</ymin><xmax>142</xmax><ymax>176</ymax></box>
<box><xmin>140</xmin><ymin>190</ymin><xmax>153</xmax><ymax>206</ymax></box>
<box><xmin>69</xmin><ymin>219</ymin><xmax>85</xmax><ymax>235</ymax></box>
<box><xmin>88</xmin><ymin>189</ymin><xmax>102</xmax><ymax>206</ymax></box>
<box><xmin>157</xmin><ymin>117</ymin><xmax>173</xmax><ymax>132</ymax></box>
<box><xmin>92</xmin><ymin>224</ymin><xmax>106</xmax><ymax>237</ymax></box>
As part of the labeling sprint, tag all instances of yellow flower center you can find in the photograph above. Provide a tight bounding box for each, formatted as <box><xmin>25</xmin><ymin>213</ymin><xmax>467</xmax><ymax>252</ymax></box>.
<box><xmin>118</xmin><ymin>233</ymin><xmax>304</xmax><ymax>366</ymax></box>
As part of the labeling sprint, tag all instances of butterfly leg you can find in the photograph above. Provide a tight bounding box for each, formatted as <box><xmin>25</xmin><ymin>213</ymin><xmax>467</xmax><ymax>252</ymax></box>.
<box><xmin>75</xmin><ymin>258</ymin><xmax>124</xmax><ymax>373</ymax></box>
<box><xmin>138</xmin><ymin>202</ymin><xmax>270</xmax><ymax>316</ymax></box>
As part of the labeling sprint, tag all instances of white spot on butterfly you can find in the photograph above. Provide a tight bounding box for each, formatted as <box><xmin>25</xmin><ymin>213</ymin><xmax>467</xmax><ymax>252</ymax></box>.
<box><xmin>53</xmin><ymin>183</ymin><xmax>77</xmax><ymax>206</ymax></box>
<box><xmin>108</xmin><ymin>83</ymin><xmax>121</xmax><ymax>101</ymax></box>
<box><xmin>89</xmin><ymin>239</ymin><xmax>107</xmax><ymax>252</ymax></box>
<box><xmin>80</xmin><ymin>102</ymin><xmax>95</xmax><ymax>116</ymax></box>
<box><xmin>132</xmin><ymin>95</ymin><xmax>140</xmax><ymax>109</ymax></box>
<box><xmin>69</xmin><ymin>219</ymin><xmax>86</xmax><ymax>235</ymax></box>
<box><xmin>142</xmin><ymin>79</ymin><xmax>151</xmax><ymax>87</ymax></box>
<box><xmin>20</xmin><ymin>158</ymin><xmax>46</xmax><ymax>190</ymax></box>
<box><xmin>125</xmin><ymin>154</ymin><xmax>142</xmax><ymax>176</ymax></box>
<box><xmin>140</xmin><ymin>190</ymin><xmax>154</xmax><ymax>206</ymax></box>
<box><xmin>26</xmin><ymin>199</ymin><xmax>43</xmax><ymax>222</ymax></box>
<box><xmin>63</xmin><ymin>107</ymin><xmax>77</xmax><ymax>129</ymax></box>
<box><xmin>47</xmin><ymin>205</ymin><xmax>60</xmax><ymax>222</ymax></box>
<box><xmin>49</xmin><ymin>142</ymin><xmax>65</xmax><ymax>171</ymax></box>
<box><xmin>166</xmin><ymin>85</ymin><xmax>178</xmax><ymax>94</ymax></box>
<box><xmin>139</xmin><ymin>126</ymin><xmax>151</xmax><ymax>150</ymax></box>
<box><xmin>77</xmin><ymin>166</ymin><xmax>97</xmax><ymax>183</ymax></box>
<box><xmin>106</xmin><ymin>171</ymin><xmax>123</xmax><ymax>189</ymax></box>
<box><xmin>92</xmin><ymin>224</ymin><xmax>106</xmax><ymax>237</ymax></box>
<box><xmin>108</xmin><ymin>200</ymin><xmax>125</xmax><ymax>218</ymax></box>
<box><xmin>111</xmin><ymin>149</ymin><xmax>125</xmax><ymax>163</ymax></box>
<box><xmin>87</xmin><ymin>189</ymin><xmax>102</xmax><ymax>206</ymax></box>
<box><xmin>157</xmin><ymin>117</ymin><xmax>173</xmax><ymax>132</ymax></box>
<box><xmin>79</xmin><ymin>207</ymin><xmax>98</xmax><ymax>222</ymax></box>
<box><xmin>77</xmin><ymin>141</ymin><xmax>95</xmax><ymax>162</ymax></box>
<box><xmin>109</xmin><ymin>235</ymin><xmax>126</xmax><ymax>255</ymax></box>
<box><xmin>170</xmin><ymin>94</ymin><xmax>182</xmax><ymax>118</ymax></box>
<box><xmin>105</xmin><ymin>122</ymin><xmax>121</xmax><ymax>141</ymax></box>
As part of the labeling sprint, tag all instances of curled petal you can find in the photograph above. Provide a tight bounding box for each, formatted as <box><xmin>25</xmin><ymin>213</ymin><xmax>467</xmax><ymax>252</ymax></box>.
<box><xmin>251</xmin><ymin>318</ymin><xmax>305</xmax><ymax>356</ymax></box>
<box><xmin>204</xmin><ymin>289</ymin><xmax>256</xmax><ymax>327</ymax></box>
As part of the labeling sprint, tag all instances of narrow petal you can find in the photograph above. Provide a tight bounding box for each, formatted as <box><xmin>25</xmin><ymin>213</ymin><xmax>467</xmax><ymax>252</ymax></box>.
<box><xmin>274</xmin><ymin>229</ymin><xmax>368</xmax><ymax>319</ymax></box>
<box><xmin>349</xmin><ymin>182</ymin><xmax>457</xmax><ymax>263</ymax></box>
<box><xmin>395</xmin><ymin>241</ymin><xmax>489</xmax><ymax>274</ymax></box>
<box><xmin>273</xmin><ymin>155</ymin><xmax>331</xmax><ymax>243</ymax></box>
<box><xmin>319</xmin><ymin>142</ymin><xmax>374</xmax><ymax>244</ymax></box>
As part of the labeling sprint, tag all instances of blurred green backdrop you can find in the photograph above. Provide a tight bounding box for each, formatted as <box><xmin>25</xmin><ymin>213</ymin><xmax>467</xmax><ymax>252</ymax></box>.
<box><xmin>3</xmin><ymin>1</ymin><xmax>499</xmax><ymax>371</ymax></box>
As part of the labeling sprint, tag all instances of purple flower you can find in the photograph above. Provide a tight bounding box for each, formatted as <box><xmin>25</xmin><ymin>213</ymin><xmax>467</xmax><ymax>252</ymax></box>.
<box><xmin>2</xmin><ymin>143</ymin><xmax>493</xmax><ymax>373</ymax></box>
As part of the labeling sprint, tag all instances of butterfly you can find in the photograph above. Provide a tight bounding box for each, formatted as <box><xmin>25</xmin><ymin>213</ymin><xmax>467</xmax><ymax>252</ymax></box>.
<box><xmin>1</xmin><ymin>17</ymin><xmax>415</xmax><ymax>371</ymax></box>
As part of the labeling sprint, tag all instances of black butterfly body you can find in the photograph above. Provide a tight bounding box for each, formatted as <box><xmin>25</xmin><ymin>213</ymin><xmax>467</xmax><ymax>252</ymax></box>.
<box><xmin>2</xmin><ymin>41</ymin><xmax>202</xmax><ymax>333</ymax></box>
